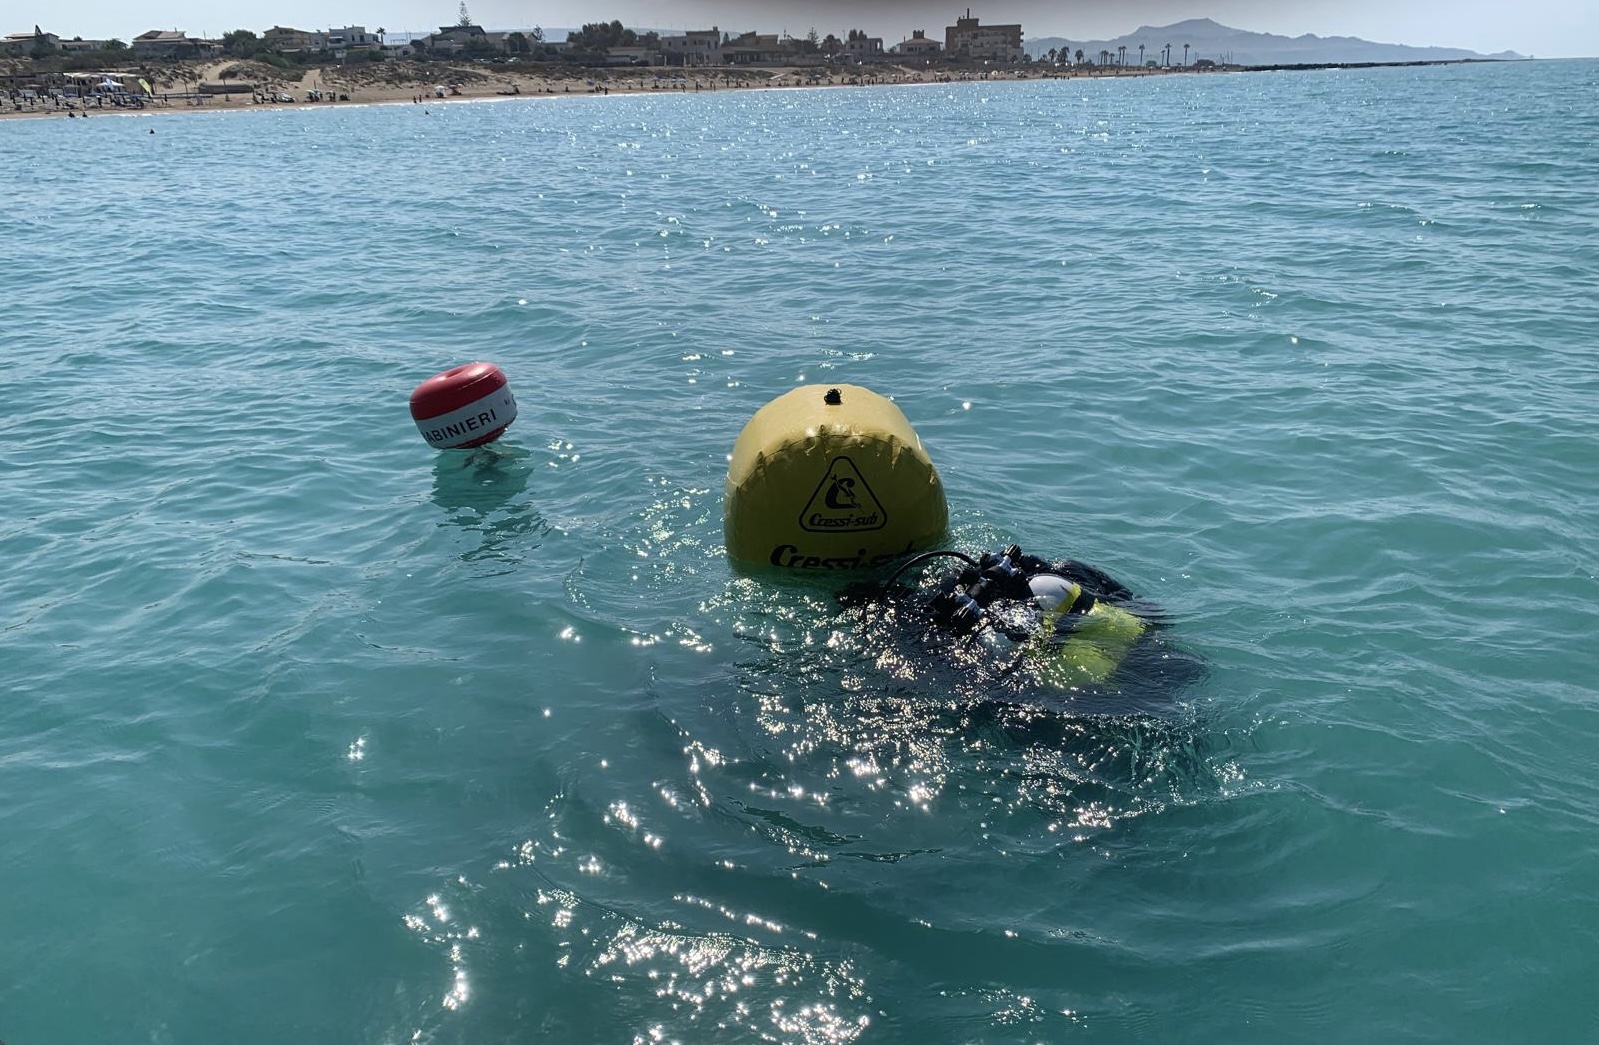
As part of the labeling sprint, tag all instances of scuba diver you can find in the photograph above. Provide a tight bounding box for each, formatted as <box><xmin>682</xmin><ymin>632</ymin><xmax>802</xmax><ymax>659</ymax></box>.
<box><xmin>840</xmin><ymin>543</ymin><xmax>1203</xmax><ymax>711</ymax></box>
<box><xmin>723</xmin><ymin>383</ymin><xmax>1203</xmax><ymax>710</ymax></box>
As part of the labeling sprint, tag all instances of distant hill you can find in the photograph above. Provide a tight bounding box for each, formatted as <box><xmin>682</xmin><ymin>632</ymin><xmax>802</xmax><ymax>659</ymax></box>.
<box><xmin>1028</xmin><ymin>18</ymin><xmax>1525</xmax><ymax>66</ymax></box>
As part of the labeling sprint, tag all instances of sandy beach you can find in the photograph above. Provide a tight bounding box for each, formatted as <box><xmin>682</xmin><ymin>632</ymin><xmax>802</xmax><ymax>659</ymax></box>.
<box><xmin>1</xmin><ymin>57</ymin><xmax>1169</xmax><ymax>120</ymax></box>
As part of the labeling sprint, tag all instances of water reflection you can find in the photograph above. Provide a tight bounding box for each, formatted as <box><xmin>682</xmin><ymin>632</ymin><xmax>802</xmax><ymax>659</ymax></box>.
<box><xmin>695</xmin><ymin>560</ymin><xmax>1225</xmax><ymax>851</ymax></box>
<box><xmin>412</xmin><ymin>560</ymin><xmax>1235</xmax><ymax>1045</ymax></box>
<box><xmin>430</xmin><ymin>443</ymin><xmax>550</xmax><ymax>567</ymax></box>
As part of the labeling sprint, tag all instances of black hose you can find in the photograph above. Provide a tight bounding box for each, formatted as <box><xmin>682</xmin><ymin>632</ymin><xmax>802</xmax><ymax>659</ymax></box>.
<box><xmin>865</xmin><ymin>549</ymin><xmax>991</xmax><ymax>650</ymax></box>
<box><xmin>879</xmin><ymin>549</ymin><xmax>980</xmax><ymax>592</ymax></box>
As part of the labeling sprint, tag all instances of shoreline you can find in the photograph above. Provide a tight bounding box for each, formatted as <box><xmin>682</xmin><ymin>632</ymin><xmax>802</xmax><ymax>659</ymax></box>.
<box><xmin>0</xmin><ymin>64</ymin><xmax>1093</xmax><ymax>122</ymax></box>
<box><xmin>0</xmin><ymin>56</ymin><xmax>1515</xmax><ymax>123</ymax></box>
<box><xmin>0</xmin><ymin>60</ymin><xmax>1189</xmax><ymax>122</ymax></box>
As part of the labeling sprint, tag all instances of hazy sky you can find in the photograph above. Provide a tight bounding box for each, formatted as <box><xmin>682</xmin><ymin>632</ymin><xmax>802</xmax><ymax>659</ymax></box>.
<box><xmin>19</xmin><ymin>0</ymin><xmax>1596</xmax><ymax>59</ymax></box>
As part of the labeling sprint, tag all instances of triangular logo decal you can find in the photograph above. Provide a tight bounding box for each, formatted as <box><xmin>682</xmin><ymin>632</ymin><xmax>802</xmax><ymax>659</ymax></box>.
<box><xmin>799</xmin><ymin>456</ymin><xmax>887</xmax><ymax>532</ymax></box>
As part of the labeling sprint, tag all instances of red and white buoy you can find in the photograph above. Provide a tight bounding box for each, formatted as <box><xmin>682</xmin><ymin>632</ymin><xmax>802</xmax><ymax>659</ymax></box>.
<box><xmin>409</xmin><ymin>362</ymin><xmax>518</xmax><ymax>450</ymax></box>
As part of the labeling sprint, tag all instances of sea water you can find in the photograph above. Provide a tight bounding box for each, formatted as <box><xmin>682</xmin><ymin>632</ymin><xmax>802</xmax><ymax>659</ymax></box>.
<box><xmin>3</xmin><ymin>59</ymin><xmax>1597</xmax><ymax>1043</ymax></box>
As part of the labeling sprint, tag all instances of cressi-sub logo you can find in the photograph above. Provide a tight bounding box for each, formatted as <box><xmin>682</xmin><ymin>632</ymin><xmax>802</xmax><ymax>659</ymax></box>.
<box><xmin>799</xmin><ymin>457</ymin><xmax>886</xmax><ymax>532</ymax></box>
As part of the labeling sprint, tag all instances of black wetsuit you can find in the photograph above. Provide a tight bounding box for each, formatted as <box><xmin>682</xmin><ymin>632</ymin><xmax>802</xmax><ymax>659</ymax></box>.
<box><xmin>841</xmin><ymin>545</ymin><xmax>1203</xmax><ymax>710</ymax></box>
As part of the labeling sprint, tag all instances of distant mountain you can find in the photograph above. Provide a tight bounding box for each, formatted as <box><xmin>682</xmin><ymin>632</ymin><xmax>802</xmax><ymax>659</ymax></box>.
<box><xmin>1028</xmin><ymin>18</ymin><xmax>1525</xmax><ymax>66</ymax></box>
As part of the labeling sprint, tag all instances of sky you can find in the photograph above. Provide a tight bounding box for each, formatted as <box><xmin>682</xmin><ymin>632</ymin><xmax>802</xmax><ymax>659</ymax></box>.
<box><xmin>15</xmin><ymin>0</ymin><xmax>1597</xmax><ymax>59</ymax></box>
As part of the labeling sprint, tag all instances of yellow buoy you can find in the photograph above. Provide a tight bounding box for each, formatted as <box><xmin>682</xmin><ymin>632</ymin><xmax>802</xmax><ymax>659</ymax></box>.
<box><xmin>725</xmin><ymin>384</ymin><xmax>948</xmax><ymax>571</ymax></box>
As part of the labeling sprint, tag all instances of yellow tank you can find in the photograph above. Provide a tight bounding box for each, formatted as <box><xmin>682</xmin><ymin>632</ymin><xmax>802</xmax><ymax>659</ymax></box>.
<box><xmin>725</xmin><ymin>384</ymin><xmax>948</xmax><ymax>571</ymax></box>
<box><xmin>1038</xmin><ymin>601</ymin><xmax>1148</xmax><ymax>688</ymax></box>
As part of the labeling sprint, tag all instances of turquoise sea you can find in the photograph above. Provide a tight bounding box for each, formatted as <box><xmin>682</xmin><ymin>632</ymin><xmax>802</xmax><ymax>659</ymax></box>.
<box><xmin>4</xmin><ymin>59</ymin><xmax>1597</xmax><ymax>1043</ymax></box>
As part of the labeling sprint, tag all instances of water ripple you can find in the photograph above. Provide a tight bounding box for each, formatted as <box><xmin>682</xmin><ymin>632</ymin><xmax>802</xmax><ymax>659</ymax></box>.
<box><xmin>3</xmin><ymin>59</ymin><xmax>1597</xmax><ymax>1044</ymax></box>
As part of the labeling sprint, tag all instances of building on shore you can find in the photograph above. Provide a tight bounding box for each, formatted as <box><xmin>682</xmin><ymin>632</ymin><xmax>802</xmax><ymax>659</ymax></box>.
<box><xmin>842</xmin><ymin>29</ymin><xmax>885</xmax><ymax>62</ymax></box>
<box><xmin>659</xmin><ymin>28</ymin><xmax>722</xmax><ymax>67</ymax></box>
<box><xmin>325</xmin><ymin>26</ymin><xmax>380</xmax><ymax>55</ymax></box>
<box><xmin>894</xmin><ymin>30</ymin><xmax>942</xmax><ymax>59</ymax></box>
<box><xmin>719</xmin><ymin>32</ymin><xmax>788</xmax><ymax>65</ymax></box>
<box><xmin>131</xmin><ymin>30</ymin><xmax>218</xmax><ymax>59</ymax></box>
<box><xmin>945</xmin><ymin>11</ymin><xmax>1024</xmax><ymax>61</ymax></box>
<box><xmin>261</xmin><ymin>26</ymin><xmax>326</xmax><ymax>52</ymax></box>
<box><xmin>414</xmin><ymin>24</ymin><xmax>513</xmax><ymax>56</ymax></box>
<box><xmin>2</xmin><ymin>27</ymin><xmax>61</xmax><ymax>55</ymax></box>
<box><xmin>4</xmin><ymin>15</ymin><xmax>1033</xmax><ymax>72</ymax></box>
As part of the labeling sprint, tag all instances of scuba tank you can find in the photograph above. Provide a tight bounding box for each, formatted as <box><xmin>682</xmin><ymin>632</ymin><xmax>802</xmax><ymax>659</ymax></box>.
<box><xmin>887</xmin><ymin>545</ymin><xmax>1150</xmax><ymax>689</ymax></box>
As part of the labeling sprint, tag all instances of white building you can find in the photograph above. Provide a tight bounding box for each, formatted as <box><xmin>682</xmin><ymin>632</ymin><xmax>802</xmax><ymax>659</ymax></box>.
<box><xmin>660</xmin><ymin>28</ymin><xmax>722</xmax><ymax>67</ymax></box>
<box><xmin>325</xmin><ymin>26</ymin><xmax>380</xmax><ymax>53</ymax></box>
<box><xmin>894</xmin><ymin>30</ymin><xmax>942</xmax><ymax>58</ymax></box>
<box><xmin>842</xmin><ymin>33</ymin><xmax>885</xmax><ymax>61</ymax></box>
